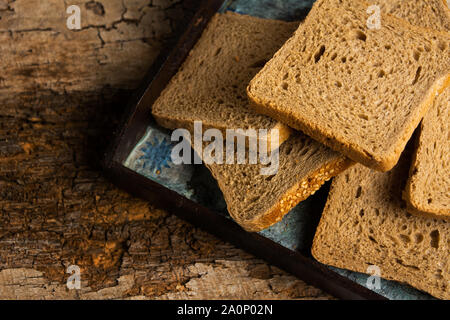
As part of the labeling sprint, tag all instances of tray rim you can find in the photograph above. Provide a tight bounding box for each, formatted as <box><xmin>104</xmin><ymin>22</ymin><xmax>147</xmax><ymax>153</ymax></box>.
<box><xmin>103</xmin><ymin>0</ymin><xmax>386</xmax><ymax>300</ymax></box>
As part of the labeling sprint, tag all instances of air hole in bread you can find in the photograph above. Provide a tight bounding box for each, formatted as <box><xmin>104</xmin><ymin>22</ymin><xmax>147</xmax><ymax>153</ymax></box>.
<box><xmin>352</xmin><ymin>30</ymin><xmax>367</xmax><ymax>42</ymax></box>
<box><xmin>330</xmin><ymin>52</ymin><xmax>337</xmax><ymax>60</ymax></box>
<box><xmin>355</xmin><ymin>186</ymin><xmax>362</xmax><ymax>198</ymax></box>
<box><xmin>281</xmin><ymin>82</ymin><xmax>289</xmax><ymax>90</ymax></box>
<box><xmin>414</xmin><ymin>233</ymin><xmax>423</xmax><ymax>244</ymax></box>
<box><xmin>430</xmin><ymin>230</ymin><xmax>440</xmax><ymax>249</ymax></box>
<box><xmin>341</xmin><ymin>56</ymin><xmax>347</xmax><ymax>63</ymax></box>
<box><xmin>335</xmin><ymin>81</ymin><xmax>342</xmax><ymax>88</ymax></box>
<box><xmin>214</xmin><ymin>47</ymin><xmax>222</xmax><ymax>56</ymax></box>
<box><xmin>358</xmin><ymin>114</ymin><xmax>369</xmax><ymax>121</ymax></box>
<box><xmin>314</xmin><ymin>45</ymin><xmax>326</xmax><ymax>63</ymax></box>
<box><xmin>412</xmin><ymin>66</ymin><xmax>422</xmax><ymax>85</ymax></box>
<box><xmin>413</xmin><ymin>50</ymin><xmax>420</xmax><ymax>61</ymax></box>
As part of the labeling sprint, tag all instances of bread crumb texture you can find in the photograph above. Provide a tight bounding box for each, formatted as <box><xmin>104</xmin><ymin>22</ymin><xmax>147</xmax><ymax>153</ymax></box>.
<box><xmin>206</xmin><ymin>133</ymin><xmax>351</xmax><ymax>232</ymax></box>
<box><xmin>248</xmin><ymin>0</ymin><xmax>450</xmax><ymax>171</ymax></box>
<box><xmin>405</xmin><ymin>88</ymin><xmax>450</xmax><ymax>218</ymax></box>
<box><xmin>152</xmin><ymin>12</ymin><xmax>298</xmax><ymax>146</ymax></box>
<box><xmin>312</xmin><ymin>151</ymin><xmax>450</xmax><ymax>299</ymax></box>
<box><xmin>374</xmin><ymin>0</ymin><xmax>449</xmax><ymax>218</ymax></box>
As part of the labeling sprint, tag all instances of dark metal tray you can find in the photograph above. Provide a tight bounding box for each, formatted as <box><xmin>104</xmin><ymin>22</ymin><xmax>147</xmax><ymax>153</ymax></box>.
<box><xmin>103</xmin><ymin>0</ymin><xmax>432</xmax><ymax>300</ymax></box>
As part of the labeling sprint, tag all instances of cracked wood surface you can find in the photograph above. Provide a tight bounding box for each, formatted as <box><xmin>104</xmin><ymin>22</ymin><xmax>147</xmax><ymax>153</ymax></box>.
<box><xmin>0</xmin><ymin>0</ymin><xmax>332</xmax><ymax>299</ymax></box>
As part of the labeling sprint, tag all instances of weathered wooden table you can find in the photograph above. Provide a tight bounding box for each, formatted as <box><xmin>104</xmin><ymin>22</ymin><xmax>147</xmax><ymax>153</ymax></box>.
<box><xmin>0</xmin><ymin>0</ymin><xmax>331</xmax><ymax>299</ymax></box>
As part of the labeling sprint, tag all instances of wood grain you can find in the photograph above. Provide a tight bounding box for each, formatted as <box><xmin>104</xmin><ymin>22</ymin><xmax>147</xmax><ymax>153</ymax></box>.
<box><xmin>0</xmin><ymin>0</ymin><xmax>332</xmax><ymax>299</ymax></box>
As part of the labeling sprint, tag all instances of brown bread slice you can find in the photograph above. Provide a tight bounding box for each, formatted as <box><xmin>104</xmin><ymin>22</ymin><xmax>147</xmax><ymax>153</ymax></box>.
<box><xmin>373</xmin><ymin>0</ymin><xmax>450</xmax><ymax>218</ymax></box>
<box><xmin>247</xmin><ymin>0</ymin><xmax>450</xmax><ymax>172</ymax></box>
<box><xmin>198</xmin><ymin>133</ymin><xmax>352</xmax><ymax>232</ymax></box>
<box><xmin>152</xmin><ymin>11</ymin><xmax>298</xmax><ymax>148</ymax></box>
<box><xmin>312</xmin><ymin>152</ymin><xmax>450</xmax><ymax>299</ymax></box>
<box><xmin>404</xmin><ymin>88</ymin><xmax>450</xmax><ymax>219</ymax></box>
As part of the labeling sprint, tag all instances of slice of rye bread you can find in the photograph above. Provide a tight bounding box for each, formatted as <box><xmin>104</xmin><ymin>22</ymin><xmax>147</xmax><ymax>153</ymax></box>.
<box><xmin>194</xmin><ymin>133</ymin><xmax>352</xmax><ymax>232</ymax></box>
<box><xmin>247</xmin><ymin>0</ymin><xmax>450</xmax><ymax>172</ymax></box>
<box><xmin>311</xmin><ymin>151</ymin><xmax>450</xmax><ymax>299</ymax></box>
<box><xmin>404</xmin><ymin>88</ymin><xmax>450</xmax><ymax>219</ymax></box>
<box><xmin>152</xmin><ymin>11</ymin><xmax>298</xmax><ymax>149</ymax></box>
<box><xmin>375</xmin><ymin>0</ymin><xmax>450</xmax><ymax>218</ymax></box>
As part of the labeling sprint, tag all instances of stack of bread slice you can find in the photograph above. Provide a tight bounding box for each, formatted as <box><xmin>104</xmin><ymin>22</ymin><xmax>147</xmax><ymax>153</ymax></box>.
<box><xmin>152</xmin><ymin>0</ymin><xmax>449</xmax><ymax>298</ymax></box>
<box><xmin>249</xmin><ymin>0</ymin><xmax>448</xmax><ymax>299</ymax></box>
<box><xmin>153</xmin><ymin>12</ymin><xmax>352</xmax><ymax>231</ymax></box>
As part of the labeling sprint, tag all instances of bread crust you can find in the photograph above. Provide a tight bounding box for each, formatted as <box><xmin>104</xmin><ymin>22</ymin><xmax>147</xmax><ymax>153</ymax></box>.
<box><xmin>231</xmin><ymin>157</ymin><xmax>353</xmax><ymax>232</ymax></box>
<box><xmin>154</xmin><ymin>113</ymin><xmax>293</xmax><ymax>152</ymax></box>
